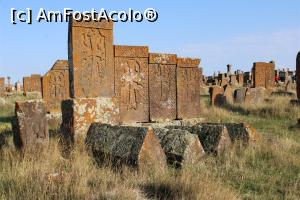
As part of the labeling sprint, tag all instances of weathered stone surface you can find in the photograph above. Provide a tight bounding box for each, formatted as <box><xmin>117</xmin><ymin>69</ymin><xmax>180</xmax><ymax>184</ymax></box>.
<box><xmin>115</xmin><ymin>45</ymin><xmax>149</xmax><ymax>58</ymax></box>
<box><xmin>68</xmin><ymin>18</ymin><xmax>114</xmax><ymax>98</ymax></box>
<box><xmin>114</xmin><ymin>45</ymin><xmax>149</xmax><ymax>123</ymax></box>
<box><xmin>220</xmin><ymin>78</ymin><xmax>229</xmax><ymax>86</ymax></box>
<box><xmin>46</xmin><ymin>113</ymin><xmax>62</xmax><ymax>129</ymax></box>
<box><xmin>166</xmin><ymin>125</ymin><xmax>232</xmax><ymax>154</ymax></box>
<box><xmin>149</xmin><ymin>53</ymin><xmax>177</xmax><ymax>65</ymax></box>
<box><xmin>177</xmin><ymin>58</ymin><xmax>200</xmax><ymax>68</ymax></box>
<box><xmin>23</xmin><ymin>74</ymin><xmax>42</xmax><ymax>94</ymax></box>
<box><xmin>297</xmin><ymin>52</ymin><xmax>300</xmax><ymax>99</ymax></box>
<box><xmin>177</xmin><ymin>58</ymin><xmax>201</xmax><ymax>119</ymax></box>
<box><xmin>209</xmin><ymin>85</ymin><xmax>224</xmax><ymax>106</ymax></box>
<box><xmin>12</xmin><ymin>100</ymin><xmax>49</xmax><ymax>150</ymax></box>
<box><xmin>252</xmin><ymin>62</ymin><xmax>275</xmax><ymax>89</ymax></box>
<box><xmin>42</xmin><ymin>60</ymin><xmax>70</xmax><ymax>113</ymax></box>
<box><xmin>149</xmin><ymin>53</ymin><xmax>177</xmax><ymax>122</ymax></box>
<box><xmin>202</xmin><ymin>123</ymin><xmax>258</xmax><ymax>144</ymax></box>
<box><xmin>154</xmin><ymin>128</ymin><xmax>205</xmax><ymax>167</ymax></box>
<box><xmin>237</xmin><ymin>73</ymin><xmax>244</xmax><ymax>86</ymax></box>
<box><xmin>61</xmin><ymin>97</ymin><xmax>120</xmax><ymax>145</ymax></box>
<box><xmin>234</xmin><ymin>87</ymin><xmax>248</xmax><ymax>103</ymax></box>
<box><xmin>0</xmin><ymin>77</ymin><xmax>5</xmax><ymax>96</ymax></box>
<box><xmin>245</xmin><ymin>87</ymin><xmax>266</xmax><ymax>104</ymax></box>
<box><xmin>85</xmin><ymin>124</ymin><xmax>167</xmax><ymax>171</ymax></box>
<box><xmin>230</xmin><ymin>75</ymin><xmax>237</xmax><ymax>85</ymax></box>
<box><xmin>223</xmin><ymin>85</ymin><xmax>234</xmax><ymax>105</ymax></box>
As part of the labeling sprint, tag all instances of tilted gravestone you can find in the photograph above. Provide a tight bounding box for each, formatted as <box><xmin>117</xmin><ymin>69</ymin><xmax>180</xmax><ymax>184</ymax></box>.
<box><xmin>209</xmin><ymin>85</ymin><xmax>224</xmax><ymax>106</ymax></box>
<box><xmin>0</xmin><ymin>77</ymin><xmax>5</xmax><ymax>96</ymax></box>
<box><xmin>245</xmin><ymin>87</ymin><xmax>266</xmax><ymax>104</ymax></box>
<box><xmin>252</xmin><ymin>61</ymin><xmax>275</xmax><ymax>89</ymax></box>
<box><xmin>114</xmin><ymin>45</ymin><xmax>149</xmax><ymax>123</ymax></box>
<box><xmin>234</xmin><ymin>87</ymin><xmax>248</xmax><ymax>103</ymax></box>
<box><xmin>68</xmin><ymin>18</ymin><xmax>114</xmax><ymax>98</ymax></box>
<box><xmin>149</xmin><ymin>53</ymin><xmax>177</xmax><ymax>122</ymax></box>
<box><xmin>177</xmin><ymin>58</ymin><xmax>201</xmax><ymax>119</ymax></box>
<box><xmin>42</xmin><ymin>60</ymin><xmax>70</xmax><ymax>113</ymax></box>
<box><xmin>12</xmin><ymin>100</ymin><xmax>49</xmax><ymax>150</ymax></box>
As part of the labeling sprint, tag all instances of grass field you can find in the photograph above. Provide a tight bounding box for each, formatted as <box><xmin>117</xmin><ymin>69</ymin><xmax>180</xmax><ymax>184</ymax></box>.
<box><xmin>0</xmin><ymin>94</ymin><xmax>300</xmax><ymax>200</ymax></box>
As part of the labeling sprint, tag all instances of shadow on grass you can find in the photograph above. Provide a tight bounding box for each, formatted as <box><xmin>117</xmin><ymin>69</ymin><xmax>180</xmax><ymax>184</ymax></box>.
<box><xmin>0</xmin><ymin>116</ymin><xmax>13</xmax><ymax>124</ymax></box>
<box><xmin>141</xmin><ymin>183</ymin><xmax>179</xmax><ymax>200</ymax></box>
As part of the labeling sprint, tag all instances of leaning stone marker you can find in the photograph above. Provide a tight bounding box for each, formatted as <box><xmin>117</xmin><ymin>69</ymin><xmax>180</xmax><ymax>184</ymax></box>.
<box><xmin>114</xmin><ymin>45</ymin><xmax>149</xmax><ymax>123</ymax></box>
<box><xmin>85</xmin><ymin>124</ymin><xmax>167</xmax><ymax>172</ymax></box>
<box><xmin>12</xmin><ymin>100</ymin><xmax>49</xmax><ymax>150</ymax></box>
<box><xmin>209</xmin><ymin>85</ymin><xmax>224</xmax><ymax>106</ymax></box>
<box><xmin>234</xmin><ymin>87</ymin><xmax>248</xmax><ymax>103</ymax></box>
<box><xmin>245</xmin><ymin>87</ymin><xmax>266</xmax><ymax>104</ymax></box>
<box><xmin>149</xmin><ymin>53</ymin><xmax>177</xmax><ymax>122</ymax></box>
<box><xmin>0</xmin><ymin>77</ymin><xmax>4</xmax><ymax>96</ymax></box>
<box><xmin>61</xmin><ymin>97</ymin><xmax>120</xmax><ymax>145</ymax></box>
<box><xmin>154</xmin><ymin>128</ymin><xmax>205</xmax><ymax>167</ymax></box>
<box><xmin>68</xmin><ymin>18</ymin><xmax>114</xmax><ymax>98</ymax></box>
<box><xmin>42</xmin><ymin>60</ymin><xmax>70</xmax><ymax>113</ymax></box>
<box><xmin>177</xmin><ymin>58</ymin><xmax>201</xmax><ymax>119</ymax></box>
<box><xmin>252</xmin><ymin>61</ymin><xmax>275</xmax><ymax>89</ymax></box>
<box><xmin>223</xmin><ymin>84</ymin><xmax>234</xmax><ymax>105</ymax></box>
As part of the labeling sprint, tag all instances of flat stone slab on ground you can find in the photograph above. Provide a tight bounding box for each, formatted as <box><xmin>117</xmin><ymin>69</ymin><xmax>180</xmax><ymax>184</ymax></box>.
<box><xmin>85</xmin><ymin>124</ymin><xmax>167</xmax><ymax>172</ymax></box>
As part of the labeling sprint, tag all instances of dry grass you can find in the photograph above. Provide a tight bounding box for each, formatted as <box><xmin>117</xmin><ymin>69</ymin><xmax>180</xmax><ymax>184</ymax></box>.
<box><xmin>0</xmin><ymin>94</ymin><xmax>300</xmax><ymax>199</ymax></box>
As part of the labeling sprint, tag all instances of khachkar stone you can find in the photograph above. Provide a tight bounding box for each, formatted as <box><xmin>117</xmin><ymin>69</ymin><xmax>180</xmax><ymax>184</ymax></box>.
<box><xmin>114</xmin><ymin>45</ymin><xmax>149</xmax><ymax>123</ymax></box>
<box><xmin>234</xmin><ymin>87</ymin><xmax>248</xmax><ymax>103</ymax></box>
<box><xmin>85</xmin><ymin>124</ymin><xmax>167</xmax><ymax>172</ymax></box>
<box><xmin>153</xmin><ymin>128</ymin><xmax>205</xmax><ymax>167</ymax></box>
<box><xmin>237</xmin><ymin>73</ymin><xmax>244</xmax><ymax>86</ymax></box>
<box><xmin>209</xmin><ymin>85</ymin><xmax>224</xmax><ymax>106</ymax></box>
<box><xmin>23</xmin><ymin>74</ymin><xmax>42</xmax><ymax>94</ymax></box>
<box><xmin>149</xmin><ymin>53</ymin><xmax>177</xmax><ymax>122</ymax></box>
<box><xmin>68</xmin><ymin>18</ymin><xmax>114</xmax><ymax>98</ymax></box>
<box><xmin>12</xmin><ymin>100</ymin><xmax>49</xmax><ymax>150</ymax></box>
<box><xmin>297</xmin><ymin>52</ymin><xmax>300</xmax><ymax>99</ymax></box>
<box><xmin>252</xmin><ymin>61</ymin><xmax>275</xmax><ymax>89</ymax></box>
<box><xmin>0</xmin><ymin>77</ymin><xmax>5</xmax><ymax>96</ymax></box>
<box><xmin>177</xmin><ymin>58</ymin><xmax>201</xmax><ymax>119</ymax></box>
<box><xmin>42</xmin><ymin>60</ymin><xmax>70</xmax><ymax>113</ymax></box>
<box><xmin>61</xmin><ymin>97</ymin><xmax>120</xmax><ymax>146</ymax></box>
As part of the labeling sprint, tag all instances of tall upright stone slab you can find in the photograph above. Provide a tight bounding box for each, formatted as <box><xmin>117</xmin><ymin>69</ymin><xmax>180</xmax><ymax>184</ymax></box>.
<box><xmin>114</xmin><ymin>45</ymin><xmax>149</xmax><ymax>123</ymax></box>
<box><xmin>68</xmin><ymin>18</ymin><xmax>114</xmax><ymax>98</ymax></box>
<box><xmin>297</xmin><ymin>52</ymin><xmax>300</xmax><ymax>99</ymax></box>
<box><xmin>0</xmin><ymin>77</ymin><xmax>5</xmax><ymax>96</ymax></box>
<box><xmin>42</xmin><ymin>60</ymin><xmax>70</xmax><ymax>113</ymax></box>
<box><xmin>177</xmin><ymin>58</ymin><xmax>201</xmax><ymax>119</ymax></box>
<box><xmin>149</xmin><ymin>53</ymin><xmax>177</xmax><ymax>122</ymax></box>
<box><xmin>23</xmin><ymin>75</ymin><xmax>42</xmax><ymax>94</ymax></box>
<box><xmin>12</xmin><ymin>100</ymin><xmax>49</xmax><ymax>150</ymax></box>
<box><xmin>252</xmin><ymin>61</ymin><xmax>275</xmax><ymax>89</ymax></box>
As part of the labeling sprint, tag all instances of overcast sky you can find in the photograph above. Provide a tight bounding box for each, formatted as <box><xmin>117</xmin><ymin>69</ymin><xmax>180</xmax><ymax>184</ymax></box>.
<box><xmin>0</xmin><ymin>0</ymin><xmax>300</xmax><ymax>82</ymax></box>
